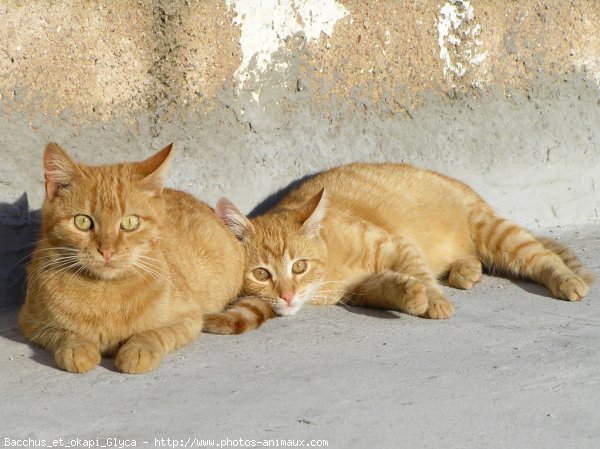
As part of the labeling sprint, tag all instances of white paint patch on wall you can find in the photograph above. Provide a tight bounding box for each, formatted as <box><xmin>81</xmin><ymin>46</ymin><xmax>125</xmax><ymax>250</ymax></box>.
<box><xmin>573</xmin><ymin>54</ymin><xmax>600</xmax><ymax>88</ymax></box>
<box><xmin>437</xmin><ymin>0</ymin><xmax>487</xmax><ymax>85</ymax></box>
<box><xmin>225</xmin><ymin>0</ymin><xmax>348</xmax><ymax>87</ymax></box>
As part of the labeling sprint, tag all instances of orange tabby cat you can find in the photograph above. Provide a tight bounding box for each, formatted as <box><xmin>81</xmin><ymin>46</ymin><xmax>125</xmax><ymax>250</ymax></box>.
<box><xmin>20</xmin><ymin>143</ymin><xmax>244</xmax><ymax>373</ymax></box>
<box><xmin>205</xmin><ymin>163</ymin><xmax>593</xmax><ymax>333</ymax></box>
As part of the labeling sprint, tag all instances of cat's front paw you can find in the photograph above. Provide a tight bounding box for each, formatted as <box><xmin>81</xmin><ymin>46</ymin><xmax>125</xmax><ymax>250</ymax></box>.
<box><xmin>55</xmin><ymin>339</ymin><xmax>101</xmax><ymax>373</ymax></box>
<box><xmin>115</xmin><ymin>339</ymin><xmax>163</xmax><ymax>374</ymax></box>
<box><xmin>424</xmin><ymin>293</ymin><xmax>455</xmax><ymax>320</ymax></box>
<box><xmin>551</xmin><ymin>275</ymin><xmax>589</xmax><ymax>301</ymax></box>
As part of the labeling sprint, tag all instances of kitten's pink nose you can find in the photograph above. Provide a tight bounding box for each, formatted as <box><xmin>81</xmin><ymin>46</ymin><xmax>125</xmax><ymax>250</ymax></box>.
<box><xmin>97</xmin><ymin>247</ymin><xmax>115</xmax><ymax>263</ymax></box>
<box><xmin>280</xmin><ymin>291</ymin><xmax>295</xmax><ymax>305</ymax></box>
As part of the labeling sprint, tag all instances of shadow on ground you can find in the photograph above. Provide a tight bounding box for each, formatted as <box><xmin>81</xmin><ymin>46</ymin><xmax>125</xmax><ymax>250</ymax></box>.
<box><xmin>0</xmin><ymin>306</ymin><xmax>58</xmax><ymax>370</ymax></box>
<box><xmin>0</xmin><ymin>194</ymin><xmax>54</xmax><ymax>367</ymax></box>
<box><xmin>339</xmin><ymin>305</ymin><xmax>402</xmax><ymax>319</ymax></box>
<box><xmin>0</xmin><ymin>194</ymin><xmax>40</xmax><ymax>308</ymax></box>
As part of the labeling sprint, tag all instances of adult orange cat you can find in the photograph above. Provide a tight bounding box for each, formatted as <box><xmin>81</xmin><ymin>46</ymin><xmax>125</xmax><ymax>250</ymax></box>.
<box><xmin>20</xmin><ymin>143</ymin><xmax>244</xmax><ymax>373</ymax></box>
<box><xmin>204</xmin><ymin>163</ymin><xmax>593</xmax><ymax>333</ymax></box>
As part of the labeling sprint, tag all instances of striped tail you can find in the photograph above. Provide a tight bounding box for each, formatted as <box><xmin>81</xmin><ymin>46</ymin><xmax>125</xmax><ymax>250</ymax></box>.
<box><xmin>202</xmin><ymin>296</ymin><xmax>275</xmax><ymax>335</ymax></box>
<box><xmin>469</xmin><ymin>207</ymin><xmax>591</xmax><ymax>301</ymax></box>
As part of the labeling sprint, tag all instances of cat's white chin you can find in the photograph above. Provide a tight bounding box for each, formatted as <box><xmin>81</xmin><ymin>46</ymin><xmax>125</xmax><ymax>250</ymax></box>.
<box><xmin>273</xmin><ymin>300</ymin><xmax>304</xmax><ymax>316</ymax></box>
<box><xmin>85</xmin><ymin>262</ymin><xmax>130</xmax><ymax>281</ymax></box>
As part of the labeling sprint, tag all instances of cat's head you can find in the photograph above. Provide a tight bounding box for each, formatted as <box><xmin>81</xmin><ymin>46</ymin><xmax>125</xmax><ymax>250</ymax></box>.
<box><xmin>40</xmin><ymin>142</ymin><xmax>173</xmax><ymax>281</ymax></box>
<box><xmin>216</xmin><ymin>189</ymin><xmax>328</xmax><ymax>316</ymax></box>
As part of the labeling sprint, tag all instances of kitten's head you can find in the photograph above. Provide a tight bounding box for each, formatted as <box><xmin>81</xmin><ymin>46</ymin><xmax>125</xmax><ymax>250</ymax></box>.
<box><xmin>216</xmin><ymin>189</ymin><xmax>328</xmax><ymax>316</ymax></box>
<box><xmin>40</xmin><ymin>142</ymin><xmax>173</xmax><ymax>281</ymax></box>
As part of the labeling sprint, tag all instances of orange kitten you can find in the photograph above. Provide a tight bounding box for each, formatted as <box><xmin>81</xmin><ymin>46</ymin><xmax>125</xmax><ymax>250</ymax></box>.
<box><xmin>20</xmin><ymin>143</ymin><xmax>244</xmax><ymax>373</ymax></box>
<box><xmin>206</xmin><ymin>163</ymin><xmax>593</xmax><ymax>333</ymax></box>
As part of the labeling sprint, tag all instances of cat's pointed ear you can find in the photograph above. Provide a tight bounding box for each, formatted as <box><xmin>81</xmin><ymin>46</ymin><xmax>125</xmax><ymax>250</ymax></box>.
<box><xmin>298</xmin><ymin>188</ymin><xmax>327</xmax><ymax>237</ymax></box>
<box><xmin>215</xmin><ymin>197</ymin><xmax>254</xmax><ymax>241</ymax></box>
<box><xmin>43</xmin><ymin>142</ymin><xmax>81</xmax><ymax>200</ymax></box>
<box><xmin>138</xmin><ymin>143</ymin><xmax>173</xmax><ymax>195</ymax></box>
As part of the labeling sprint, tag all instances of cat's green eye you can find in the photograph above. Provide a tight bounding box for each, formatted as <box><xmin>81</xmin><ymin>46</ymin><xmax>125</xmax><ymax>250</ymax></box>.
<box><xmin>74</xmin><ymin>214</ymin><xmax>93</xmax><ymax>231</ymax></box>
<box><xmin>253</xmin><ymin>268</ymin><xmax>271</xmax><ymax>281</ymax></box>
<box><xmin>292</xmin><ymin>260</ymin><xmax>308</xmax><ymax>274</ymax></box>
<box><xmin>120</xmin><ymin>215</ymin><xmax>140</xmax><ymax>232</ymax></box>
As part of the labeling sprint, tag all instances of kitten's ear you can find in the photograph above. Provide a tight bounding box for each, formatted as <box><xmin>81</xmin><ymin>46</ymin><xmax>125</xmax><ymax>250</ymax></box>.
<box><xmin>138</xmin><ymin>143</ymin><xmax>173</xmax><ymax>195</ymax></box>
<box><xmin>43</xmin><ymin>142</ymin><xmax>80</xmax><ymax>200</ymax></box>
<box><xmin>298</xmin><ymin>188</ymin><xmax>327</xmax><ymax>237</ymax></box>
<box><xmin>215</xmin><ymin>197</ymin><xmax>254</xmax><ymax>241</ymax></box>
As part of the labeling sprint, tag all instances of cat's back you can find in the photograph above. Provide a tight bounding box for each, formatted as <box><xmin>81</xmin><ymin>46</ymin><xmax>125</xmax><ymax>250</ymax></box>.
<box><xmin>161</xmin><ymin>189</ymin><xmax>244</xmax><ymax>301</ymax></box>
<box><xmin>164</xmin><ymin>188</ymin><xmax>214</xmax><ymax>230</ymax></box>
<box><xmin>163</xmin><ymin>187</ymin><xmax>243</xmax><ymax>260</ymax></box>
<box><xmin>279</xmin><ymin>162</ymin><xmax>484</xmax><ymax>214</ymax></box>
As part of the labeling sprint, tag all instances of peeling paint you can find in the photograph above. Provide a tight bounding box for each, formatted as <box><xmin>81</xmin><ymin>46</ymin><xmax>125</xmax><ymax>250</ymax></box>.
<box><xmin>225</xmin><ymin>0</ymin><xmax>348</xmax><ymax>87</ymax></box>
<box><xmin>437</xmin><ymin>0</ymin><xmax>487</xmax><ymax>84</ymax></box>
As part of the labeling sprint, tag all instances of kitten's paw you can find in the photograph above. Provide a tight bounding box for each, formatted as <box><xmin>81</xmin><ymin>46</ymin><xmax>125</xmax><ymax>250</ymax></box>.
<box><xmin>448</xmin><ymin>257</ymin><xmax>482</xmax><ymax>290</ymax></box>
<box><xmin>402</xmin><ymin>279</ymin><xmax>429</xmax><ymax>316</ymax></box>
<box><xmin>550</xmin><ymin>275</ymin><xmax>589</xmax><ymax>301</ymax></box>
<box><xmin>115</xmin><ymin>340</ymin><xmax>163</xmax><ymax>374</ymax></box>
<box><xmin>424</xmin><ymin>294</ymin><xmax>455</xmax><ymax>320</ymax></box>
<box><xmin>55</xmin><ymin>340</ymin><xmax>101</xmax><ymax>373</ymax></box>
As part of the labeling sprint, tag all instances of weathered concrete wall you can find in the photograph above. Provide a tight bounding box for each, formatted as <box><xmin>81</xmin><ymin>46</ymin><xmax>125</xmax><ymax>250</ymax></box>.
<box><xmin>1</xmin><ymin>0</ymin><xmax>600</xmax><ymax>228</ymax></box>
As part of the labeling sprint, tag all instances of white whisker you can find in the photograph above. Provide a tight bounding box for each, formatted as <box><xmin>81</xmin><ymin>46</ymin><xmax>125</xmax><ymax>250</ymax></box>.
<box><xmin>132</xmin><ymin>259</ymin><xmax>174</xmax><ymax>288</ymax></box>
<box><xmin>130</xmin><ymin>261</ymin><xmax>159</xmax><ymax>282</ymax></box>
<box><xmin>65</xmin><ymin>264</ymin><xmax>87</xmax><ymax>289</ymax></box>
<box><xmin>26</xmin><ymin>253</ymin><xmax>82</xmax><ymax>287</ymax></box>
<box><xmin>27</xmin><ymin>259</ymin><xmax>81</xmax><ymax>292</ymax></box>
<box><xmin>28</xmin><ymin>257</ymin><xmax>80</xmax><ymax>279</ymax></box>
<box><xmin>14</xmin><ymin>246</ymin><xmax>80</xmax><ymax>269</ymax></box>
<box><xmin>135</xmin><ymin>255</ymin><xmax>165</xmax><ymax>270</ymax></box>
<box><xmin>128</xmin><ymin>264</ymin><xmax>148</xmax><ymax>283</ymax></box>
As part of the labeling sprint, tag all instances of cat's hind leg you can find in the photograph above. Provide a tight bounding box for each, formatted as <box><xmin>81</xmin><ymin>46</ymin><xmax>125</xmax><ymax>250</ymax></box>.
<box><xmin>537</xmin><ymin>236</ymin><xmax>595</xmax><ymax>286</ymax></box>
<box><xmin>471</xmin><ymin>210</ymin><xmax>589</xmax><ymax>301</ymax></box>
<box><xmin>115</xmin><ymin>314</ymin><xmax>203</xmax><ymax>374</ymax></box>
<box><xmin>448</xmin><ymin>256</ymin><xmax>483</xmax><ymax>290</ymax></box>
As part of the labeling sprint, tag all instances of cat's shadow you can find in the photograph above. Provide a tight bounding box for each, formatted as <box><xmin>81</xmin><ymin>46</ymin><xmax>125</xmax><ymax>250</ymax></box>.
<box><xmin>0</xmin><ymin>194</ymin><xmax>41</xmax><ymax>309</ymax></box>
<box><xmin>0</xmin><ymin>307</ymin><xmax>58</xmax><ymax>369</ymax></box>
<box><xmin>339</xmin><ymin>305</ymin><xmax>402</xmax><ymax>319</ymax></box>
<box><xmin>511</xmin><ymin>279</ymin><xmax>554</xmax><ymax>298</ymax></box>
<box><xmin>479</xmin><ymin>269</ymin><xmax>556</xmax><ymax>299</ymax></box>
<box><xmin>0</xmin><ymin>194</ymin><xmax>68</xmax><ymax>370</ymax></box>
<box><xmin>248</xmin><ymin>172</ymin><xmax>320</xmax><ymax>217</ymax></box>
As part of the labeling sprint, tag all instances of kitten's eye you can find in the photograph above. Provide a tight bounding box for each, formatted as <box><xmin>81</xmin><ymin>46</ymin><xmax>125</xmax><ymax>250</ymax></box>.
<box><xmin>292</xmin><ymin>260</ymin><xmax>308</xmax><ymax>274</ymax></box>
<box><xmin>253</xmin><ymin>268</ymin><xmax>272</xmax><ymax>281</ymax></box>
<box><xmin>74</xmin><ymin>214</ymin><xmax>93</xmax><ymax>231</ymax></box>
<box><xmin>120</xmin><ymin>215</ymin><xmax>140</xmax><ymax>232</ymax></box>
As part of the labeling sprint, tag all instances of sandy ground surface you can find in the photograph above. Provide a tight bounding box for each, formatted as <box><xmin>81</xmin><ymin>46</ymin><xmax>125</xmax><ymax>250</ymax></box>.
<box><xmin>0</xmin><ymin>226</ymin><xmax>598</xmax><ymax>449</ymax></box>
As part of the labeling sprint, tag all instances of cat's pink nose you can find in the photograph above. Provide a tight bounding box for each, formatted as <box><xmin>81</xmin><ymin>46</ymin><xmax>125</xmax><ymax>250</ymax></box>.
<box><xmin>97</xmin><ymin>247</ymin><xmax>114</xmax><ymax>263</ymax></box>
<box><xmin>280</xmin><ymin>291</ymin><xmax>295</xmax><ymax>305</ymax></box>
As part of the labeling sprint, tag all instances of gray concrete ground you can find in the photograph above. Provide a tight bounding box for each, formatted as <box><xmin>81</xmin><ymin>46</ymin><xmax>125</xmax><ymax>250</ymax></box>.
<box><xmin>1</xmin><ymin>226</ymin><xmax>598</xmax><ymax>449</ymax></box>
